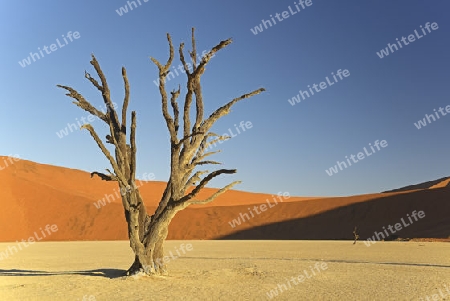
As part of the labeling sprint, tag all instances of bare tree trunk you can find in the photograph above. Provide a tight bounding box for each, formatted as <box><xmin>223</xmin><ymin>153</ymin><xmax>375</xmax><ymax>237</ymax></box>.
<box><xmin>124</xmin><ymin>225</ymin><xmax>168</xmax><ymax>276</ymax></box>
<box><xmin>125</xmin><ymin>203</ymin><xmax>182</xmax><ymax>276</ymax></box>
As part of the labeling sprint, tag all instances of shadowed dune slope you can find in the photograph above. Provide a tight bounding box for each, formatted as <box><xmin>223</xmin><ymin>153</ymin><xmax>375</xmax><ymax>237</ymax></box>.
<box><xmin>218</xmin><ymin>188</ymin><xmax>450</xmax><ymax>240</ymax></box>
<box><xmin>0</xmin><ymin>156</ymin><xmax>449</xmax><ymax>241</ymax></box>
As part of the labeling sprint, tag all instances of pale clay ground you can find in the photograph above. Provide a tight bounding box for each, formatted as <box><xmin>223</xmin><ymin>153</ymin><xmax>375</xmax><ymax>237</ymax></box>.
<box><xmin>0</xmin><ymin>241</ymin><xmax>449</xmax><ymax>301</ymax></box>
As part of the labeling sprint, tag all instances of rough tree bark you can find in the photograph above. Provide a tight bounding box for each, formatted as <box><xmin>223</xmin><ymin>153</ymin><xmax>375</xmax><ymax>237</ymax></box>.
<box><xmin>57</xmin><ymin>28</ymin><xmax>265</xmax><ymax>276</ymax></box>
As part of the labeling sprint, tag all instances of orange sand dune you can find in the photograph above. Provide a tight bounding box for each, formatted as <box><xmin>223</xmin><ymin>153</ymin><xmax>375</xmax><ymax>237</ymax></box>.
<box><xmin>383</xmin><ymin>176</ymin><xmax>450</xmax><ymax>192</ymax></box>
<box><xmin>429</xmin><ymin>177</ymin><xmax>450</xmax><ymax>189</ymax></box>
<box><xmin>0</xmin><ymin>156</ymin><xmax>449</xmax><ymax>242</ymax></box>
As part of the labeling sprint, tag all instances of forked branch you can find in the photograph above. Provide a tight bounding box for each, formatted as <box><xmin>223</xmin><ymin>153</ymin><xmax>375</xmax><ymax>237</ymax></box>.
<box><xmin>187</xmin><ymin>181</ymin><xmax>242</xmax><ymax>205</ymax></box>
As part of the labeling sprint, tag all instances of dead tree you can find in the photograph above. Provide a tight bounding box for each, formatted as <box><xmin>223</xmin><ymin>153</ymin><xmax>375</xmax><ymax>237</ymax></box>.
<box><xmin>353</xmin><ymin>226</ymin><xmax>359</xmax><ymax>244</ymax></box>
<box><xmin>57</xmin><ymin>28</ymin><xmax>265</xmax><ymax>276</ymax></box>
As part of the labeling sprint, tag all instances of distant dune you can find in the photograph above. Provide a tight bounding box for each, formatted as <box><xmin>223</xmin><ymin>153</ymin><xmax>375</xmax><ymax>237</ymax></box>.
<box><xmin>0</xmin><ymin>156</ymin><xmax>449</xmax><ymax>242</ymax></box>
<box><xmin>382</xmin><ymin>176</ymin><xmax>450</xmax><ymax>192</ymax></box>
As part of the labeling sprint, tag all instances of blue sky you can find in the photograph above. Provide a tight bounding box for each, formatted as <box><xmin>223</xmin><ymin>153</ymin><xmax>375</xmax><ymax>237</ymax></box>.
<box><xmin>1</xmin><ymin>0</ymin><xmax>449</xmax><ymax>197</ymax></box>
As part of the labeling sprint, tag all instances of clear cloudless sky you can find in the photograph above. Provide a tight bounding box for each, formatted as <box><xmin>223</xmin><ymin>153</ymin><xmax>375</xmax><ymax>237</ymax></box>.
<box><xmin>1</xmin><ymin>0</ymin><xmax>449</xmax><ymax>197</ymax></box>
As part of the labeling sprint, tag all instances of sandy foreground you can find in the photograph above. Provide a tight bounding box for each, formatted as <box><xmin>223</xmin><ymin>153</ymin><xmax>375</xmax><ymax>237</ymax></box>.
<box><xmin>0</xmin><ymin>241</ymin><xmax>449</xmax><ymax>301</ymax></box>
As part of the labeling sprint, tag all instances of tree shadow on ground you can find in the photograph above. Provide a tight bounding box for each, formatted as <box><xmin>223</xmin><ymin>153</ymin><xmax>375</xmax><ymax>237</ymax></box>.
<box><xmin>0</xmin><ymin>268</ymin><xmax>125</xmax><ymax>279</ymax></box>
